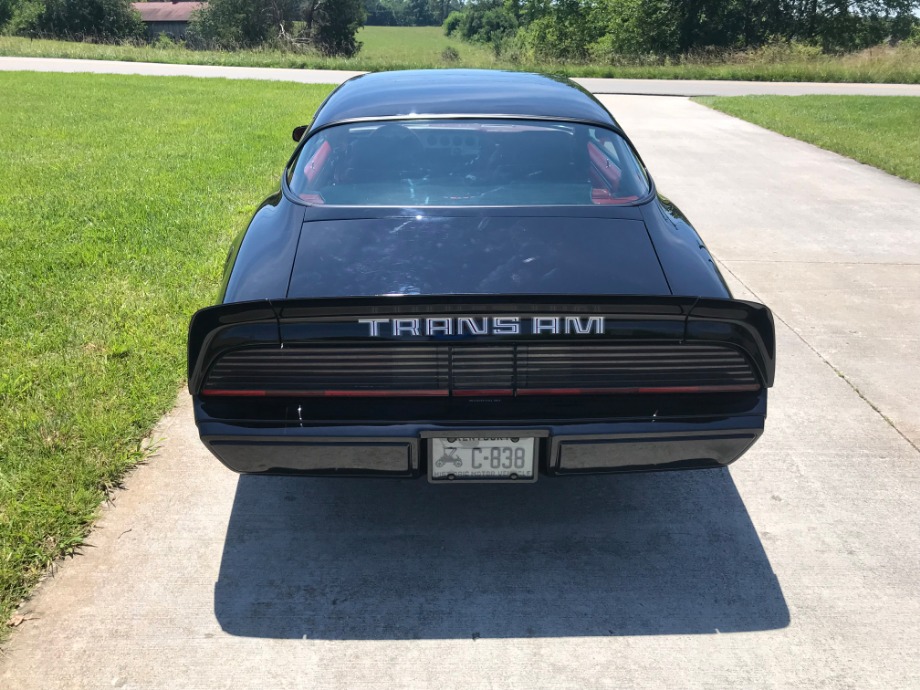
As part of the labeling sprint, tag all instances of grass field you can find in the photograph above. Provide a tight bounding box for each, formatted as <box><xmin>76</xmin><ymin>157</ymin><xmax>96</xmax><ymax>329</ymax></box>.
<box><xmin>2</xmin><ymin>26</ymin><xmax>920</xmax><ymax>82</ymax></box>
<box><xmin>0</xmin><ymin>72</ymin><xmax>334</xmax><ymax>634</ymax></box>
<box><xmin>696</xmin><ymin>96</ymin><xmax>920</xmax><ymax>184</ymax></box>
<box><xmin>0</xmin><ymin>26</ymin><xmax>501</xmax><ymax>71</ymax></box>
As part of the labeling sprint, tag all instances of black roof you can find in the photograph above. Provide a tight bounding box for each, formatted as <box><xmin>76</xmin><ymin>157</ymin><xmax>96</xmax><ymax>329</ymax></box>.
<box><xmin>310</xmin><ymin>69</ymin><xmax>617</xmax><ymax>130</ymax></box>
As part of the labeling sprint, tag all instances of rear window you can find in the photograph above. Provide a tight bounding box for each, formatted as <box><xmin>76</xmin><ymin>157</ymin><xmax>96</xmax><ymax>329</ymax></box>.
<box><xmin>288</xmin><ymin>119</ymin><xmax>649</xmax><ymax>207</ymax></box>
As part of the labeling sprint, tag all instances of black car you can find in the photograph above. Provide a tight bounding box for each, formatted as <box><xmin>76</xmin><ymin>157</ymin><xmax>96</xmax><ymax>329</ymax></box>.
<box><xmin>187</xmin><ymin>69</ymin><xmax>775</xmax><ymax>483</ymax></box>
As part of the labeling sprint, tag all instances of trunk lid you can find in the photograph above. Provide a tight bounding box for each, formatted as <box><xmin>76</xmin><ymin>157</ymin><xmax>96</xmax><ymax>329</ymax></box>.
<box><xmin>287</xmin><ymin>216</ymin><xmax>670</xmax><ymax>298</ymax></box>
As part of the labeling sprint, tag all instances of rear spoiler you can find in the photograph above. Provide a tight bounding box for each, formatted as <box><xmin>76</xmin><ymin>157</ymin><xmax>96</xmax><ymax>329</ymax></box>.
<box><xmin>188</xmin><ymin>295</ymin><xmax>775</xmax><ymax>395</ymax></box>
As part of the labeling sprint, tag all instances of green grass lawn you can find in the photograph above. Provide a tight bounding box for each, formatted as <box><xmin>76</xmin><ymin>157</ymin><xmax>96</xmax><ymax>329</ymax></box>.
<box><xmin>0</xmin><ymin>72</ymin><xmax>334</xmax><ymax>633</ymax></box>
<box><xmin>696</xmin><ymin>96</ymin><xmax>920</xmax><ymax>184</ymax></box>
<box><xmin>2</xmin><ymin>27</ymin><xmax>920</xmax><ymax>82</ymax></box>
<box><xmin>353</xmin><ymin>25</ymin><xmax>498</xmax><ymax>68</ymax></box>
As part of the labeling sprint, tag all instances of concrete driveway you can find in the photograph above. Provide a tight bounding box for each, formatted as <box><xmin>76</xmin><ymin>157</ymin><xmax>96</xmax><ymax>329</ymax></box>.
<box><xmin>2</xmin><ymin>93</ymin><xmax>920</xmax><ymax>689</ymax></box>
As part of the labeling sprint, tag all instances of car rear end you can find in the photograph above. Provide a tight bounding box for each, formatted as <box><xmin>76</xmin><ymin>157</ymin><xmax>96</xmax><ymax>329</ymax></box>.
<box><xmin>191</xmin><ymin>108</ymin><xmax>774</xmax><ymax>482</ymax></box>
<box><xmin>188</xmin><ymin>295</ymin><xmax>774</xmax><ymax>482</ymax></box>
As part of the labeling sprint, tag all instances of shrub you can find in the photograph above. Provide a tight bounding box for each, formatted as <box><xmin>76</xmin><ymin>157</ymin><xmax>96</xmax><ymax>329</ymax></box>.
<box><xmin>8</xmin><ymin>0</ymin><xmax>145</xmax><ymax>41</ymax></box>
<box><xmin>906</xmin><ymin>23</ymin><xmax>920</xmax><ymax>46</ymax></box>
<box><xmin>741</xmin><ymin>40</ymin><xmax>823</xmax><ymax>64</ymax></box>
<box><xmin>520</xmin><ymin>8</ymin><xmax>604</xmax><ymax>62</ymax></box>
<box><xmin>306</xmin><ymin>0</ymin><xmax>365</xmax><ymax>57</ymax></box>
<box><xmin>443</xmin><ymin>10</ymin><xmax>462</xmax><ymax>37</ymax></box>
<box><xmin>0</xmin><ymin>0</ymin><xmax>14</xmax><ymax>30</ymax></box>
<box><xmin>189</xmin><ymin>0</ymin><xmax>274</xmax><ymax>50</ymax></box>
<box><xmin>5</xmin><ymin>0</ymin><xmax>45</xmax><ymax>36</ymax></box>
<box><xmin>152</xmin><ymin>32</ymin><xmax>177</xmax><ymax>50</ymax></box>
<box><xmin>447</xmin><ymin>3</ymin><xmax>517</xmax><ymax>44</ymax></box>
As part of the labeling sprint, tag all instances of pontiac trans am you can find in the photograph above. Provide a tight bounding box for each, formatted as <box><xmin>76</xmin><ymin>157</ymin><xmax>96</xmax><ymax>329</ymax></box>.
<box><xmin>187</xmin><ymin>69</ymin><xmax>775</xmax><ymax>482</ymax></box>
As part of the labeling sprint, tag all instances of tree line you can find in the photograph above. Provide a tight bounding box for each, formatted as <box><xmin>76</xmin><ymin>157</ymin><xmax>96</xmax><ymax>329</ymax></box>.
<box><xmin>190</xmin><ymin>0</ymin><xmax>366</xmax><ymax>55</ymax></box>
<box><xmin>446</xmin><ymin>0</ymin><xmax>920</xmax><ymax>60</ymax></box>
<box><xmin>364</xmin><ymin>1</ymin><xmax>461</xmax><ymax>25</ymax></box>
<box><xmin>2</xmin><ymin>0</ymin><xmax>917</xmax><ymax>58</ymax></box>
<box><xmin>0</xmin><ymin>0</ymin><xmax>368</xmax><ymax>56</ymax></box>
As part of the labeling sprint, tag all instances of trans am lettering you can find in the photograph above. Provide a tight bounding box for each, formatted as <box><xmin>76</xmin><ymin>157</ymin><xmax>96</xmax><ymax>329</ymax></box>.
<box><xmin>358</xmin><ymin>316</ymin><xmax>605</xmax><ymax>337</ymax></box>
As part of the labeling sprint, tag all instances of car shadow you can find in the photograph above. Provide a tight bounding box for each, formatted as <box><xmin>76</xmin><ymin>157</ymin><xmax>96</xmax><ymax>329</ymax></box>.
<box><xmin>214</xmin><ymin>468</ymin><xmax>789</xmax><ymax>639</ymax></box>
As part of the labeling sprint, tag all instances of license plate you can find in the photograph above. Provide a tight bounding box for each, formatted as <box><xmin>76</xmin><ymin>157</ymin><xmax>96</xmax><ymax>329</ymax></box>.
<box><xmin>429</xmin><ymin>436</ymin><xmax>536</xmax><ymax>482</ymax></box>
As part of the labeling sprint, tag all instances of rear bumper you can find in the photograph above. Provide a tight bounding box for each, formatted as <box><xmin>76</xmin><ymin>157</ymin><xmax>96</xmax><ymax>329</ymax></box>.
<box><xmin>195</xmin><ymin>399</ymin><xmax>765</xmax><ymax>478</ymax></box>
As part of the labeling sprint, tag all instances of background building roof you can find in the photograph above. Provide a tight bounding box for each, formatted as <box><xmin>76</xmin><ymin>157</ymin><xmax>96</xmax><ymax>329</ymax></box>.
<box><xmin>132</xmin><ymin>2</ymin><xmax>206</xmax><ymax>22</ymax></box>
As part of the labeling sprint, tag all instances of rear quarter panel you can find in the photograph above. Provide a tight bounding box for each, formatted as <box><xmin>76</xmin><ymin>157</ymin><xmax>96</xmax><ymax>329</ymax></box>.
<box><xmin>641</xmin><ymin>196</ymin><xmax>732</xmax><ymax>298</ymax></box>
<box><xmin>220</xmin><ymin>192</ymin><xmax>306</xmax><ymax>303</ymax></box>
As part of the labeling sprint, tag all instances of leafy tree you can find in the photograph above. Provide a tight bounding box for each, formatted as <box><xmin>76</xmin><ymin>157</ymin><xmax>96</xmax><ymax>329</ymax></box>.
<box><xmin>0</xmin><ymin>0</ymin><xmax>14</xmax><ymax>29</ymax></box>
<box><xmin>794</xmin><ymin>0</ymin><xmax>919</xmax><ymax>50</ymax></box>
<box><xmin>443</xmin><ymin>9</ymin><xmax>463</xmax><ymax>34</ymax></box>
<box><xmin>462</xmin><ymin>0</ymin><xmax>920</xmax><ymax>60</ymax></box>
<box><xmin>6</xmin><ymin>0</ymin><xmax>145</xmax><ymax>40</ymax></box>
<box><xmin>304</xmin><ymin>0</ymin><xmax>366</xmax><ymax>56</ymax></box>
<box><xmin>189</xmin><ymin>0</ymin><xmax>300</xmax><ymax>48</ymax></box>
<box><xmin>364</xmin><ymin>0</ymin><xmax>410</xmax><ymax>26</ymax></box>
<box><xmin>407</xmin><ymin>0</ymin><xmax>433</xmax><ymax>24</ymax></box>
<box><xmin>446</xmin><ymin>0</ymin><xmax>518</xmax><ymax>43</ymax></box>
<box><xmin>191</xmin><ymin>0</ymin><xmax>366</xmax><ymax>55</ymax></box>
<box><xmin>428</xmin><ymin>0</ymin><xmax>456</xmax><ymax>23</ymax></box>
<box><xmin>365</xmin><ymin>0</ymin><xmax>457</xmax><ymax>26</ymax></box>
<box><xmin>519</xmin><ymin>0</ymin><xmax>611</xmax><ymax>60</ymax></box>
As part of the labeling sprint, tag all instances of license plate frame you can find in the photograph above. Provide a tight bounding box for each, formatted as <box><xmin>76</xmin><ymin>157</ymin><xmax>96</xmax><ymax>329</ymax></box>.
<box><xmin>423</xmin><ymin>430</ymin><xmax>547</xmax><ymax>483</ymax></box>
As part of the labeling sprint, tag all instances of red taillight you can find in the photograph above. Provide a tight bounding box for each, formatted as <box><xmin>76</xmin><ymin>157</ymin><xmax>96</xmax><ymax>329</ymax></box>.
<box><xmin>201</xmin><ymin>389</ymin><xmax>267</xmax><ymax>397</ymax></box>
<box><xmin>518</xmin><ymin>384</ymin><xmax>760</xmax><ymax>396</ymax></box>
<box><xmin>316</xmin><ymin>389</ymin><xmax>447</xmax><ymax>398</ymax></box>
<box><xmin>201</xmin><ymin>388</ymin><xmax>448</xmax><ymax>398</ymax></box>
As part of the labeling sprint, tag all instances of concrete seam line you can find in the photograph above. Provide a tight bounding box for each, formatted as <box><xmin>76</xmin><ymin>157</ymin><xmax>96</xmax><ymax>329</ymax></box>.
<box><xmin>725</xmin><ymin>259</ymin><xmax>920</xmax><ymax>266</ymax></box>
<box><xmin>718</xmin><ymin>259</ymin><xmax>920</xmax><ymax>457</ymax></box>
